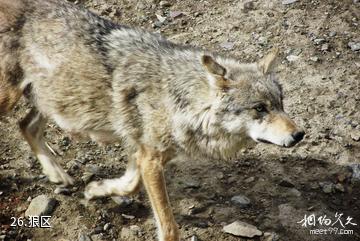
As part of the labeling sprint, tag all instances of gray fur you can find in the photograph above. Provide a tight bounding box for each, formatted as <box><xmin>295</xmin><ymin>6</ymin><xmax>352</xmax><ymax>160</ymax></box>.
<box><xmin>0</xmin><ymin>1</ymin><xmax>304</xmax><ymax>239</ymax></box>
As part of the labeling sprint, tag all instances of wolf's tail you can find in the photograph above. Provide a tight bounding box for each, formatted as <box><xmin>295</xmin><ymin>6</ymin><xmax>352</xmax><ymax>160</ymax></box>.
<box><xmin>0</xmin><ymin>0</ymin><xmax>25</xmax><ymax>115</ymax></box>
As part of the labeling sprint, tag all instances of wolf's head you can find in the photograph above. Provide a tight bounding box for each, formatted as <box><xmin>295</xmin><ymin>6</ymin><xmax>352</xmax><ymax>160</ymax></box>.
<box><xmin>201</xmin><ymin>49</ymin><xmax>304</xmax><ymax>148</ymax></box>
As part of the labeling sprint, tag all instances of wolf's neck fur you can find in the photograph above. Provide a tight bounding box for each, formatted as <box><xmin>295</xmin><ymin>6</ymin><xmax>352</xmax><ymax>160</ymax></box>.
<box><xmin>103</xmin><ymin>27</ymin><xmax>250</xmax><ymax>159</ymax></box>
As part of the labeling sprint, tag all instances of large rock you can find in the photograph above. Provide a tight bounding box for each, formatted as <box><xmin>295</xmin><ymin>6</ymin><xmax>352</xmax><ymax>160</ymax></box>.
<box><xmin>223</xmin><ymin>221</ymin><xmax>262</xmax><ymax>238</ymax></box>
<box><xmin>25</xmin><ymin>195</ymin><xmax>56</xmax><ymax>217</ymax></box>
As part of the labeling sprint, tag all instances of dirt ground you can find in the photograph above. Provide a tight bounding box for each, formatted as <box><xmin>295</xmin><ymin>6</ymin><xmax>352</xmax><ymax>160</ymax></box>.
<box><xmin>1</xmin><ymin>0</ymin><xmax>360</xmax><ymax>241</ymax></box>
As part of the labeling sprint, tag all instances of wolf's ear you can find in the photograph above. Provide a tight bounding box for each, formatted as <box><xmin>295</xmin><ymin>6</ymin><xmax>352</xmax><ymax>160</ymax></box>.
<box><xmin>258</xmin><ymin>48</ymin><xmax>279</xmax><ymax>74</ymax></box>
<box><xmin>201</xmin><ymin>55</ymin><xmax>227</xmax><ymax>88</ymax></box>
<box><xmin>202</xmin><ymin>55</ymin><xmax>226</xmax><ymax>76</ymax></box>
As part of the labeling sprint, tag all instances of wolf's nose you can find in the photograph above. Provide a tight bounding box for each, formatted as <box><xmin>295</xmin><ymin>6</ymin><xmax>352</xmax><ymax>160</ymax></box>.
<box><xmin>292</xmin><ymin>131</ymin><xmax>305</xmax><ymax>143</ymax></box>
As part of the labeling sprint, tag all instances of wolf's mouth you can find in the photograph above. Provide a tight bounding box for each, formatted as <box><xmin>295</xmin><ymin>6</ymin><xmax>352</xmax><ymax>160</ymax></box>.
<box><xmin>257</xmin><ymin>138</ymin><xmax>294</xmax><ymax>148</ymax></box>
<box><xmin>257</xmin><ymin>138</ymin><xmax>301</xmax><ymax>148</ymax></box>
<box><xmin>257</xmin><ymin>138</ymin><xmax>272</xmax><ymax>144</ymax></box>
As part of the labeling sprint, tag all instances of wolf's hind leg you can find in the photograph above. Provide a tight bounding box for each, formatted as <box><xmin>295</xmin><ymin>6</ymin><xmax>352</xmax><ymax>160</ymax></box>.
<box><xmin>84</xmin><ymin>156</ymin><xmax>141</xmax><ymax>199</ymax></box>
<box><xmin>19</xmin><ymin>108</ymin><xmax>74</xmax><ymax>186</ymax></box>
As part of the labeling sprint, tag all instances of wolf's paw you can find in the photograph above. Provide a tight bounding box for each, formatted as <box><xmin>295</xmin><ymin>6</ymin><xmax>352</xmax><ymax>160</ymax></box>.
<box><xmin>84</xmin><ymin>181</ymin><xmax>107</xmax><ymax>200</ymax></box>
<box><xmin>43</xmin><ymin>166</ymin><xmax>74</xmax><ymax>186</ymax></box>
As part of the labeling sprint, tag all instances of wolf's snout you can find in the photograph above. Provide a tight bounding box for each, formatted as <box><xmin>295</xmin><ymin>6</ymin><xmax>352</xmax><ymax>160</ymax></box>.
<box><xmin>289</xmin><ymin>130</ymin><xmax>305</xmax><ymax>146</ymax></box>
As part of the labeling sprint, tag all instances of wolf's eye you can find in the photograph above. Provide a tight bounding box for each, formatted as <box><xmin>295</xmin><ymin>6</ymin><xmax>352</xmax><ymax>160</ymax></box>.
<box><xmin>254</xmin><ymin>104</ymin><xmax>266</xmax><ymax>112</ymax></box>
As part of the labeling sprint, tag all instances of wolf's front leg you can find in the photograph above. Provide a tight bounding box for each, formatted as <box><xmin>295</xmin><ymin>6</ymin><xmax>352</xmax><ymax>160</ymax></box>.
<box><xmin>84</xmin><ymin>157</ymin><xmax>141</xmax><ymax>199</ymax></box>
<box><xmin>138</xmin><ymin>146</ymin><xmax>179</xmax><ymax>241</ymax></box>
<box><xmin>19</xmin><ymin>108</ymin><xmax>74</xmax><ymax>186</ymax></box>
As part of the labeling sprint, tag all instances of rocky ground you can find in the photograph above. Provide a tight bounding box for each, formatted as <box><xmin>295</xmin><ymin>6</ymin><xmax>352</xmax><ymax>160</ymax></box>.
<box><xmin>1</xmin><ymin>0</ymin><xmax>360</xmax><ymax>240</ymax></box>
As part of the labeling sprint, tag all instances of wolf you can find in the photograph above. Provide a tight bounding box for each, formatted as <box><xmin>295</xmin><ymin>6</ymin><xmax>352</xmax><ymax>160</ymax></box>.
<box><xmin>0</xmin><ymin>0</ymin><xmax>305</xmax><ymax>240</ymax></box>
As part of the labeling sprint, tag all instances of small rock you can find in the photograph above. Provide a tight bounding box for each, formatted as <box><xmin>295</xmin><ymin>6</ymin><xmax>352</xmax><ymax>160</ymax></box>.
<box><xmin>321</xmin><ymin>43</ymin><xmax>329</xmax><ymax>51</ymax></box>
<box><xmin>104</xmin><ymin>223</ymin><xmax>111</xmax><ymax>231</ymax></box>
<box><xmin>152</xmin><ymin>21</ymin><xmax>164</xmax><ymax>28</ymax></box>
<box><xmin>159</xmin><ymin>1</ymin><xmax>171</xmax><ymax>7</ymax></box>
<box><xmin>350</xmin><ymin>130</ymin><xmax>360</xmax><ymax>141</ymax></box>
<box><xmin>257</xmin><ymin>36</ymin><xmax>268</xmax><ymax>46</ymax></box>
<box><xmin>282</xmin><ymin>0</ymin><xmax>298</xmax><ymax>4</ymax></box>
<box><xmin>262</xmin><ymin>232</ymin><xmax>279</xmax><ymax>241</ymax></box>
<box><xmin>286</xmin><ymin>55</ymin><xmax>300</xmax><ymax>62</ymax></box>
<box><xmin>54</xmin><ymin>187</ymin><xmax>71</xmax><ymax>195</ymax></box>
<box><xmin>243</xmin><ymin>1</ymin><xmax>256</xmax><ymax>12</ymax></box>
<box><xmin>348</xmin><ymin>42</ymin><xmax>360</xmax><ymax>51</ymax></box>
<box><xmin>190</xmin><ymin>235</ymin><xmax>198</xmax><ymax>241</ymax></box>
<box><xmin>130</xmin><ymin>225</ymin><xmax>141</xmax><ymax>233</ymax></box>
<box><xmin>183</xmin><ymin>179</ymin><xmax>201</xmax><ymax>188</ymax></box>
<box><xmin>220</xmin><ymin>41</ymin><xmax>235</xmax><ymax>50</ymax></box>
<box><xmin>314</xmin><ymin>38</ymin><xmax>326</xmax><ymax>45</ymax></box>
<box><xmin>288</xmin><ymin>188</ymin><xmax>301</xmax><ymax>197</ymax></box>
<box><xmin>319</xmin><ymin>182</ymin><xmax>333</xmax><ymax>194</ymax></box>
<box><xmin>169</xmin><ymin>11</ymin><xmax>183</xmax><ymax>19</ymax></box>
<box><xmin>78</xmin><ymin>233</ymin><xmax>92</xmax><ymax>241</ymax></box>
<box><xmin>111</xmin><ymin>196</ymin><xmax>133</xmax><ymax>207</ymax></box>
<box><xmin>244</xmin><ymin>176</ymin><xmax>255</xmax><ymax>183</ymax></box>
<box><xmin>122</xmin><ymin>214</ymin><xmax>135</xmax><ymax>220</ymax></box>
<box><xmin>349</xmin><ymin>164</ymin><xmax>360</xmax><ymax>181</ymax></box>
<box><xmin>310</xmin><ymin>56</ymin><xmax>319</xmax><ymax>62</ymax></box>
<box><xmin>231</xmin><ymin>195</ymin><xmax>251</xmax><ymax>208</ymax></box>
<box><xmin>329</xmin><ymin>31</ymin><xmax>337</xmax><ymax>37</ymax></box>
<box><xmin>156</xmin><ymin>14</ymin><xmax>167</xmax><ymax>23</ymax></box>
<box><xmin>25</xmin><ymin>195</ymin><xmax>56</xmax><ymax>217</ymax></box>
<box><xmin>223</xmin><ymin>221</ymin><xmax>262</xmax><ymax>238</ymax></box>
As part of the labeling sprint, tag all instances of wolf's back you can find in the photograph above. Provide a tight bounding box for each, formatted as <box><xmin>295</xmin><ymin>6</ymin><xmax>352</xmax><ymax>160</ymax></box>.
<box><xmin>0</xmin><ymin>0</ymin><xmax>25</xmax><ymax>114</ymax></box>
